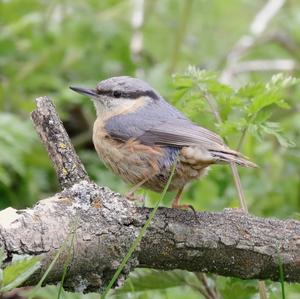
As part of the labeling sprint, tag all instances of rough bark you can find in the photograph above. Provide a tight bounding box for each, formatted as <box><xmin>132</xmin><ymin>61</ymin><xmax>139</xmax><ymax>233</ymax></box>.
<box><xmin>31</xmin><ymin>96</ymin><xmax>89</xmax><ymax>188</ymax></box>
<box><xmin>1</xmin><ymin>184</ymin><xmax>300</xmax><ymax>292</ymax></box>
<box><xmin>0</xmin><ymin>96</ymin><xmax>299</xmax><ymax>292</ymax></box>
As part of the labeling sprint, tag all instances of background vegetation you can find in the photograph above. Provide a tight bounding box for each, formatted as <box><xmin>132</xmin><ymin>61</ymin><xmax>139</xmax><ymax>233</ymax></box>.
<box><xmin>0</xmin><ymin>0</ymin><xmax>299</xmax><ymax>298</ymax></box>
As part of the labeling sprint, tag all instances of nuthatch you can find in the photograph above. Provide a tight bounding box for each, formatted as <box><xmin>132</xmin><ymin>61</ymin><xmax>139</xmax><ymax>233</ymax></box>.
<box><xmin>70</xmin><ymin>76</ymin><xmax>256</xmax><ymax>208</ymax></box>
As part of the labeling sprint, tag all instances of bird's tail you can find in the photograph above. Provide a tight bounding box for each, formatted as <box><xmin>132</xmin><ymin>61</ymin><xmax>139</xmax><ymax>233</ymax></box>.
<box><xmin>209</xmin><ymin>148</ymin><xmax>257</xmax><ymax>168</ymax></box>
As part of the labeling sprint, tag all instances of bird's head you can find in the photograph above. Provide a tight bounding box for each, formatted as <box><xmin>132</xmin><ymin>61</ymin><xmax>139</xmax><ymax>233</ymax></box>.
<box><xmin>70</xmin><ymin>76</ymin><xmax>160</xmax><ymax>117</ymax></box>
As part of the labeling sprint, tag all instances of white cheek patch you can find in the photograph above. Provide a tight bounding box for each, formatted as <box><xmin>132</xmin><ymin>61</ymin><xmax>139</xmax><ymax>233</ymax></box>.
<box><xmin>93</xmin><ymin>96</ymin><xmax>149</xmax><ymax>118</ymax></box>
<box><xmin>114</xmin><ymin>98</ymin><xmax>135</xmax><ymax>109</ymax></box>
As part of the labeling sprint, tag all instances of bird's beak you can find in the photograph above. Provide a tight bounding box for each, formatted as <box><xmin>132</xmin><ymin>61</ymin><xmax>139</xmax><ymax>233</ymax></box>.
<box><xmin>69</xmin><ymin>86</ymin><xmax>98</xmax><ymax>97</ymax></box>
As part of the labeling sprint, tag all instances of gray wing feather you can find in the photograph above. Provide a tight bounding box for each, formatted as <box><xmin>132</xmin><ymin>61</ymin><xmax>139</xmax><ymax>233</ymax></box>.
<box><xmin>140</xmin><ymin>122</ymin><xmax>224</xmax><ymax>148</ymax></box>
<box><xmin>105</xmin><ymin>98</ymin><xmax>224</xmax><ymax>149</ymax></box>
<box><xmin>105</xmin><ymin>98</ymin><xmax>257</xmax><ymax>167</ymax></box>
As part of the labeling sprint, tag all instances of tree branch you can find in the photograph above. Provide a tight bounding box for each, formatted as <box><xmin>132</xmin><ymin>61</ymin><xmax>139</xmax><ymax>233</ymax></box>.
<box><xmin>0</xmin><ymin>96</ymin><xmax>299</xmax><ymax>292</ymax></box>
<box><xmin>31</xmin><ymin>96</ymin><xmax>89</xmax><ymax>189</ymax></box>
<box><xmin>0</xmin><ymin>184</ymin><xmax>300</xmax><ymax>292</ymax></box>
<box><xmin>228</xmin><ymin>59</ymin><xmax>298</xmax><ymax>74</ymax></box>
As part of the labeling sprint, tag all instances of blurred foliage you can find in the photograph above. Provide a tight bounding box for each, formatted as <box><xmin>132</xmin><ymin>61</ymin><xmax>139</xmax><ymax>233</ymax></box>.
<box><xmin>24</xmin><ymin>285</ymin><xmax>99</xmax><ymax>299</ymax></box>
<box><xmin>0</xmin><ymin>248</ymin><xmax>40</xmax><ymax>293</ymax></box>
<box><xmin>0</xmin><ymin>0</ymin><xmax>300</xmax><ymax>298</ymax></box>
<box><xmin>167</xmin><ymin>68</ymin><xmax>299</xmax><ymax>218</ymax></box>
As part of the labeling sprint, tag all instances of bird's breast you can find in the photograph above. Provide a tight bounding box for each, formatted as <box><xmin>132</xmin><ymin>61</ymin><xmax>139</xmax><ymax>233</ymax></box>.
<box><xmin>93</xmin><ymin>117</ymin><xmax>165</xmax><ymax>186</ymax></box>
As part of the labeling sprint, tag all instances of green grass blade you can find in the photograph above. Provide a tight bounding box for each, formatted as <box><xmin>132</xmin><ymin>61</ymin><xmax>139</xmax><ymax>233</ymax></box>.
<box><xmin>278</xmin><ymin>256</ymin><xmax>285</xmax><ymax>299</ymax></box>
<box><xmin>28</xmin><ymin>233</ymin><xmax>72</xmax><ymax>299</ymax></box>
<box><xmin>57</xmin><ymin>228</ymin><xmax>76</xmax><ymax>299</ymax></box>
<box><xmin>101</xmin><ymin>158</ymin><xmax>178</xmax><ymax>298</ymax></box>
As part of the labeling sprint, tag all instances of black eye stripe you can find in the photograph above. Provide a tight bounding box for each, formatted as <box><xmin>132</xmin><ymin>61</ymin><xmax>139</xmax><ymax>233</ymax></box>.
<box><xmin>96</xmin><ymin>89</ymin><xmax>159</xmax><ymax>100</ymax></box>
<box><xmin>113</xmin><ymin>90</ymin><xmax>122</xmax><ymax>98</ymax></box>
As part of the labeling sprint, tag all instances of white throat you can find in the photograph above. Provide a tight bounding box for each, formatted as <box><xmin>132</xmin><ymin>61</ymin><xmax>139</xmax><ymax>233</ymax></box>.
<box><xmin>92</xmin><ymin>96</ymin><xmax>150</xmax><ymax>119</ymax></box>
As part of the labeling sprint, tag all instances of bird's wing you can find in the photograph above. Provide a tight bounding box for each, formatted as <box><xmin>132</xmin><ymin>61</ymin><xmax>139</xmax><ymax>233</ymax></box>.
<box><xmin>105</xmin><ymin>99</ymin><xmax>224</xmax><ymax>148</ymax></box>
<box><xmin>104</xmin><ymin>99</ymin><xmax>256</xmax><ymax>167</ymax></box>
<box><xmin>139</xmin><ymin>121</ymin><xmax>224</xmax><ymax>148</ymax></box>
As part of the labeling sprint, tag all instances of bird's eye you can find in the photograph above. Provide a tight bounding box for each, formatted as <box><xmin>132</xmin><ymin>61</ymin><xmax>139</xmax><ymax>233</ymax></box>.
<box><xmin>113</xmin><ymin>90</ymin><xmax>122</xmax><ymax>98</ymax></box>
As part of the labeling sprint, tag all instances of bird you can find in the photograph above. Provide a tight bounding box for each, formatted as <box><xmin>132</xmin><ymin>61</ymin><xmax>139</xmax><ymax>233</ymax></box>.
<box><xmin>70</xmin><ymin>76</ymin><xmax>256</xmax><ymax>208</ymax></box>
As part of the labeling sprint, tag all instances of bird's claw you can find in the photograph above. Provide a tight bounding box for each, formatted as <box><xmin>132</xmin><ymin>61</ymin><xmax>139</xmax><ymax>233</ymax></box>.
<box><xmin>126</xmin><ymin>192</ymin><xmax>144</xmax><ymax>202</ymax></box>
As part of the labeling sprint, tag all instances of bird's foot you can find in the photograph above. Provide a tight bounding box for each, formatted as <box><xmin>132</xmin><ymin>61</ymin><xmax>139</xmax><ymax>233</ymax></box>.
<box><xmin>171</xmin><ymin>202</ymin><xmax>199</xmax><ymax>223</ymax></box>
<box><xmin>125</xmin><ymin>191</ymin><xmax>144</xmax><ymax>202</ymax></box>
<box><xmin>171</xmin><ymin>203</ymin><xmax>196</xmax><ymax>213</ymax></box>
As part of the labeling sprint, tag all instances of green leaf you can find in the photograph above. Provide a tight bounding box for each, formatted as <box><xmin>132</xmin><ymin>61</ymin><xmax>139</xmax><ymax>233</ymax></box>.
<box><xmin>172</xmin><ymin>74</ymin><xmax>194</xmax><ymax>89</ymax></box>
<box><xmin>248</xmin><ymin>124</ymin><xmax>261</xmax><ymax>141</ymax></box>
<box><xmin>0</xmin><ymin>166</ymin><xmax>11</xmax><ymax>186</ymax></box>
<box><xmin>248</xmin><ymin>121</ymin><xmax>295</xmax><ymax>147</ymax></box>
<box><xmin>217</xmin><ymin>277</ymin><xmax>258</xmax><ymax>299</ymax></box>
<box><xmin>237</xmin><ymin>82</ymin><xmax>265</xmax><ymax>99</ymax></box>
<box><xmin>254</xmin><ymin>110</ymin><xmax>273</xmax><ymax>123</ymax></box>
<box><xmin>185</xmin><ymin>66</ymin><xmax>218</xmax><ymax>82</ymax></box>
<box><xmin>216</xmin><ymin>118</ymin><xmax>247</xmax><ymax>138</ymax></box>
<box><xmin>113</xmin><ymin>269</ymin><xmax>199</xmax><ymax>295</ymax></box>
<box><xmin>247</xmin><ymin>91</ymin><xmax>280</xmax><ymax>115</ymax></box>
<box><xmin>0</xmin><ymin>256</ymin><xmax>40</xmax><ymax>292</ymax></box>
<box><xmin>173</xmin><ymin>67</ymin><xmax>219</xmax><ymax>91</ymax></box>
<box><xmin>266</xmin><ymin>73</ymin><xmax>298</xmax><ymax>90</ymax></box>
<box><xmin>0</xmin><ymin>113</ymin><xmax>36</xmax><ymax>184</ymax></box>
<box><xmin>0</xmin><ymin>269</ymin><xmax>3</xmax><ymax>289</ymax></box>
<box><xmin>25</xmin><ymin>285</ymin><xmax>100</xmax><ymax>299</ymax></box>
<box><xmin>260</xmin><ymin>122</ymin><xmax>295</xmax><ymax>147</ymax></box>
<box><xmin>238</xmin><ymin>74</ymin><xmax>297</xmax><ymax>116</ymax></box>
